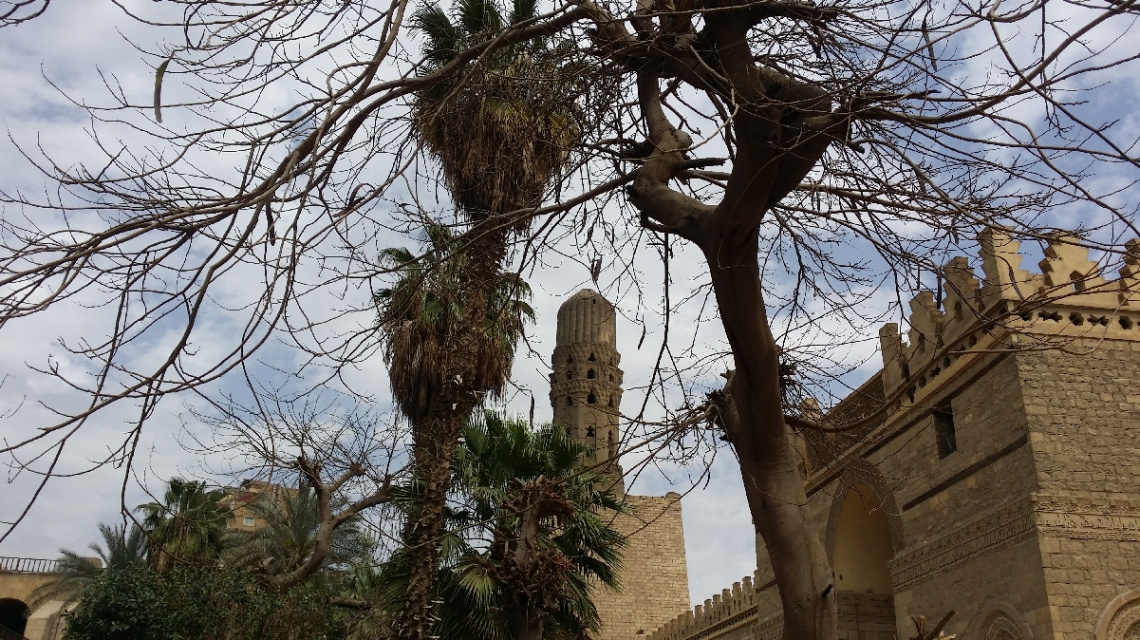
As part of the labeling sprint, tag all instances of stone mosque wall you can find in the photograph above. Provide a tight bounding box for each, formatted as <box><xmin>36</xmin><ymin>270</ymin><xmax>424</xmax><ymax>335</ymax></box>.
<box><xmin>639</xmin><ymin>229</ymin><xmax>1140</xmax><ymax>640</ymax></box>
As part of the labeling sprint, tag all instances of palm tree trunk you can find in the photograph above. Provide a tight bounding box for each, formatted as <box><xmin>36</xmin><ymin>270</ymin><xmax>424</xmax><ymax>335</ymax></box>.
<box><xmin>397</xmin><ymin>413</ymin><xmax>470</xmax><ymax>640</ymax></box>
<box><xmin>393</xmin><ymin>221</ymin><xmax>510</xmax><ymax>640</ymax></box>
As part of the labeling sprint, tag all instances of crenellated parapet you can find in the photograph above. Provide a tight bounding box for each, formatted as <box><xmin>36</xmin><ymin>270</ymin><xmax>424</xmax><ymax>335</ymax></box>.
<box><xmin>646</xmin><ymin>574</ymin><xmax>770</xmax><ymax>640</ymax></box>
<box><xmin>879</xmin><ymin>228</ymin><xmax>1140</xmax><ymax>408</ymax></box>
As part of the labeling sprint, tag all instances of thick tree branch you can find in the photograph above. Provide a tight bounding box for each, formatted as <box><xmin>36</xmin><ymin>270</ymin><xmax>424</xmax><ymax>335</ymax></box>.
<box><xmin>270</xmin><ymin>458</ymin><xmax>393</xmax><ymax>590</ymax></box>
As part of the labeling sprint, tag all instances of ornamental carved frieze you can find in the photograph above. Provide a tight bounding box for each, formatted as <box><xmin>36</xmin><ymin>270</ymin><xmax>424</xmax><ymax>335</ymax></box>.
<box><xmin>753</xmin><ymin>614</ymin><xmax>782</xmax><ymax>640</ymax></box>
<box><xmin>981</xmin><ymin>612</ymin><xmax>1026</xmax><ymax>640</ymax></box>
<box><xmin>891</xmin><ymin>493</ymin><xmax>1140</xmax><ymax>592</ymax></box>
<box><xmin>1103</xmin><ymin>600</ymin><xmax>1140</xmax><ymax>640</ymax></box>
<box><xmin>889</xmin><ymin>498</ymin><xmax>1035</xmax><ymax>592</ymax></box>
<box><xmin>1034</xmin><ymin>494</ymin><xmax>1140</xmax><ymax>541</ymax></box>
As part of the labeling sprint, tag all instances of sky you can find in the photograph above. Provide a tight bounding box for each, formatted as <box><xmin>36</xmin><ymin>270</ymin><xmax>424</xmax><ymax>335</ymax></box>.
<box><xmin>3</xmin><ymin>0</ymin><xmax>1140</xmax><ymax>615</ymax></box>
<box><xmin>0</xmin><ymin>0</ymin><xmax>773</xmax><ymax>606</ymax></box>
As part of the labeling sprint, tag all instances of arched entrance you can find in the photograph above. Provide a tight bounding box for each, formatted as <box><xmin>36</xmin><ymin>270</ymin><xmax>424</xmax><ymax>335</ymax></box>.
<box><xmin>0</xmin><ymin>597</ymin><xmax>30</xmax><ymax>637</ymax></box>
<box><xmin>833</xmin><ymin>481</ymin><xmax>894</xmax><ymax>594</ymax></box>
<box><xmin>828</xmin><ymin>478</ymin><xmax>901</xmax><ymax>640</ymax></box>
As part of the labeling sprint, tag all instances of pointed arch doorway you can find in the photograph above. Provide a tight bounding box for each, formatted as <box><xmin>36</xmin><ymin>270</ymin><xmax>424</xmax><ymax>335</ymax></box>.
<box><xmin>828</xmin><ymin>477</ymin><xmax>903</xmax><ymax>640</ymax></box>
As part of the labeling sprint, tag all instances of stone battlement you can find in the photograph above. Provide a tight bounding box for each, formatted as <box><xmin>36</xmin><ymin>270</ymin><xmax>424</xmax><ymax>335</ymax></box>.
<box><xmin>878</xmin><ymin>229</ymin><xmax>1140</xmax><ymax>405</ymax></box>
<box><xmin>646</xmin><ymin>573</ymin><xmax>769</xmax><ymax>640</ymax></box>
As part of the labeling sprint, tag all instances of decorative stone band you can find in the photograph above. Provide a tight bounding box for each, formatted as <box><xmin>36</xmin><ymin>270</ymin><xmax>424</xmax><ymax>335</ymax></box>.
<box><xmin>1034</xmin><ymin>494</ymin><xmax>1140</xmax><ymax>542</ymax></box>
<box><xmin>836</xmin><ymin>592</ymin><xmax>896</xmax><ymax>625</ymax></box>
<box><xmin>890</xmin><ymin>493</ymin><xmax>1140</xmax><ymax>592</ymax></box>
<box><xmin>889</xmin><ymin>497</ymin><xmax>1036</xmax><ymax>592</ymax></box>
<box><xmin>754</xmin><ymin>614</ymin><xmax>783</xmax><ymax>640</ymax></box>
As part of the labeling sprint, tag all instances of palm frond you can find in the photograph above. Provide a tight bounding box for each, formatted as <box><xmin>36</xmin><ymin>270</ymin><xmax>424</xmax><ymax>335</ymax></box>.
<box><xmin>413</xmin><ymin>4</ymin><xmax>466</xmax><ymax>67</ymax></box>
<box><xmin>376</xmin><ymin>223</ymin><xmax>533</xmax><ymax>423</ymax></box>
<box><xmin>456</xmin><ymin>0</ymin><xmax>503</xmax><ymax>37</ymax></box>
<box><xmin>508</xmin><ymin>0</ymin><xmax>538</xmax><ymax>26</ymax></box>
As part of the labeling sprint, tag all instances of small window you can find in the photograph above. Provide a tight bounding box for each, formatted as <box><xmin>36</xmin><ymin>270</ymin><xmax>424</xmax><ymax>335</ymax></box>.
<box><xmin>587</xmin><ymin>369</ymin><xmax>596</xmax><ymax>379</ymax></box>
<box><xmin>588</xmin><ymin>353</ymin><xmax>596</xmax><ymax>362</ymax></box>
<box><xmin>566</xmin><ymin>397</ymin><xmax>573</xmax><ymax>406</ymax></box>
<box><xmin>243</xmin><ymin>516</ymin><xmax>255</xmax><ymax>527</ymax></box>
<box><xmin>586</xmin><ymin>427</ymin><xmax>596</xmax><ymax>438</ymax></box>
<box><xmin>933</xmin><ymin>400</ymin><xmax>957</xmax><ymax>458</ymax></box>
<box><xmin>587</xmin><ymin>392</ymin><xmax>597</xmax><ymax>404</ymax></box>
<box><xmin>608</xmin><ymin>396</ymin><xmax>614</xmax><ymax>407</ymax></box>
<box><xmin>565</xmin><ymin>371</ymin><xmax>573</xmax><ymax>380</ymax></box>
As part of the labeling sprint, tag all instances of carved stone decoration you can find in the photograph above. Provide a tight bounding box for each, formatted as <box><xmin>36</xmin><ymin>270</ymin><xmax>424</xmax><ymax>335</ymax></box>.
<box><xmin>982</xmin><ymin>613</ymin><xmax>1024</xmax><ymax>640</ymax></box>
<box><xmin>1122</xmin><ymin>239</ymin><xmax>1140</xmax><ymax>307</ymax></box>
<box><xmin>1095</xmin><ymin>590</ymin><xmax>1140</xmax><ymax>640</ymax></box>
<box><xmin>752</xmin><ymin>614</ymin><xmax>783</xmax><ymax>640</ymax></box>
<box><xmin>964</xmin><ymin>603</ymin><xmax>1033</xmax><ymax>640</ymax></box>
<box><xmin>1033</xmin><ymin>493</ymin><xmax>1140</xmax><ymax>541</ymax></box>
<box><xmin>889</xmin><ymin>498</ymin><xmax>1035</xmax><ymax>592</ymax></box>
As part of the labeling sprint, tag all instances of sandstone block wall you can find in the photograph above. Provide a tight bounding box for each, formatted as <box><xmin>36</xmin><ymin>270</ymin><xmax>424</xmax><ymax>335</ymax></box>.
<box><xmin>0</xmin><ymin>570</ymin><xmax>67</xmax><ymax>640</ymax></box>
<box><xmin>1018</xmin><ymin>339</ymin><xmax>1140</xmax><ymax>640</ymax></box>
<box><xmin>595</xmin><ymin>493</ymin><xmax>690</xmax><ymax>640</ymax></box>
<box><xmin>619</xmin><ymin>231</ymin><xmax>1140</xmax><ymax>640</ymax></box>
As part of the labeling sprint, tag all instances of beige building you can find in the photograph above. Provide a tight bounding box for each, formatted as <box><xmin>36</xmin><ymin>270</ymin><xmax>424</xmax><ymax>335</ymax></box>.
<box><xmin>221</xmin><ymin>478</ymin><xmax>294</xmax><ymax>532</ymax></box>
<box><xmin>640</xmin><ymin>230</ymin><xmax>1140</xmax><ymax>640</ymax></box>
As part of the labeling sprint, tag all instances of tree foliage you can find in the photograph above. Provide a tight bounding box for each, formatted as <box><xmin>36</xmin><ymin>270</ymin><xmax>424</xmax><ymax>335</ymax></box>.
<box><xmin>29</xmin><ymin>523</ymin><xmax>149</xmax><ymax>607</ymax></box>
<box><xmin>359</xmin><ymin>412</ymin><xmax>626</xmax><ymax>640</ymax></box>
<box><xmin>63</xmin><ymin>566</ymin><xmax>350</xmax><ymax>640</ymax></box>
<box><xmin>376</xmin><ymin>223</ymin><xmax>536</xmax><ymax>424</ymax></box>
<box><xmin>137</xmin><ymin>478</ymin><xmax>228</xmax><ymax>573</ymax></box>
<box><xmin>224</xmin><ymin>485</ymin><xmax>376</xmax><ymax>578</ymax></box>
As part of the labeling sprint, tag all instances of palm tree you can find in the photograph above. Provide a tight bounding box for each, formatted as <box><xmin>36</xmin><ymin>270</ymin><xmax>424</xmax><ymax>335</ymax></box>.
<box><xmin>359</xmin><ymin>412</ymin><xmax>626</xmax><ymax>640</ymax></box>
<box><xmin>224</xmin><ymin>484</ymin><xmax>374</xmax><ymax>578</ymax></box>
<box><xmin>384</xmin><ymin>1</ymin><xmax>588</xmax><ymax>632</ymax></box>
<box><xmin>137</xmin><ymin>478</ymin><xmax>227</xmax><ymax>572</ymax></box>
<box><xmin>376</xmin><ymin>223</ymin><xmax>535</xmax><ymax>640</ymax></box>
<box><xmin>412</xmin><ymin>0</ymin><xmax>584</xmax><ymax>230</ymax></box>
<box><xmin>376</xmin><ymin>224</ymin><xmax>535</xmax><ymax>425</ymax></box>
<box><xmin>445</xmin><ymin>412</ymin><xmax>626</xmax><ymax>640</ymax></box>
<box><xmin>29</xmin><ymin>522</ymin><xmax>148</xmax><ymax>606</ymax></box>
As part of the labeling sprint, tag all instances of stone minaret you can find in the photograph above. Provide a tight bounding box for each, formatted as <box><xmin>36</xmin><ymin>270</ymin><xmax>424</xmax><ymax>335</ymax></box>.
<box><xmin>549</xmin><ymin>289</ymin><xmax>625</xmax><ymax>492</ymax></box>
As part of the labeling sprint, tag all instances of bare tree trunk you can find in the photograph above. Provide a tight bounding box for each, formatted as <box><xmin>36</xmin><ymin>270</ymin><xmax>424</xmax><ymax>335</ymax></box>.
<box><xmin>706</xmin><ymin>251</ymin><xmax>836</xmax><ymax>640</ymax></box>
<box><xmin>621</xmin><ymin>45</ymin><xmax>840</xmax><ymax>636</ymax></box>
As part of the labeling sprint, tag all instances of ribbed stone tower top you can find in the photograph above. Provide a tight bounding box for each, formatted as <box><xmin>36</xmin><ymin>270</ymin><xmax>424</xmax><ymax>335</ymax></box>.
<box><xmin>556</xmin><ymin>289</ymin><xmax>617</xmax><ymax>347</ymax></box>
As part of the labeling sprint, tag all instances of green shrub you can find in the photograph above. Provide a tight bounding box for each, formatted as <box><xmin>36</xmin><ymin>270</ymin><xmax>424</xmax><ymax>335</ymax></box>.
<box><xmin>64</xmin><ymin>565</ymin><xmax>350</xmax><ymax>640</ymax></box>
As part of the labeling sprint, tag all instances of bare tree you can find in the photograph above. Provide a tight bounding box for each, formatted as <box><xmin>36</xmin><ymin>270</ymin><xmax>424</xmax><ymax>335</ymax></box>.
<box><xmin>3</xmin><ymin>0</ymin><xmax>1140</xmax><ymax>638</ymax></box>
<box><xmin>188</xmin><ymin>393</ymin><xmax>402</xmax><ymax>589</ymax></box>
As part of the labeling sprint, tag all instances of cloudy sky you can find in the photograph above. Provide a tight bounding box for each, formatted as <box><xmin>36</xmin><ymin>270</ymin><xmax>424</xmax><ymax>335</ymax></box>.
<box><xmin>0</xmin><ymin>0</ymin><xmax>782</xmax><ymax>605</ymax></box>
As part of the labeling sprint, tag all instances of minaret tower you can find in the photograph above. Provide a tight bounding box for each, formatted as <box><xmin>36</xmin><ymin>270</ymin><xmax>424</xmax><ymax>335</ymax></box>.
<box><xmin>549</xmin><ymin>289</ymin><xmax>624</xmax><ymax>491</ymax></box>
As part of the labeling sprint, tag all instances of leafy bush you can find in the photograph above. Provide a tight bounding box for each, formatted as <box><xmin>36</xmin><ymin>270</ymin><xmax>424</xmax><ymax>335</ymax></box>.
<box><xmin>64</xmin><ymin>565</ymin><xmax>350</xmax><ymax>640</ymax></box>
